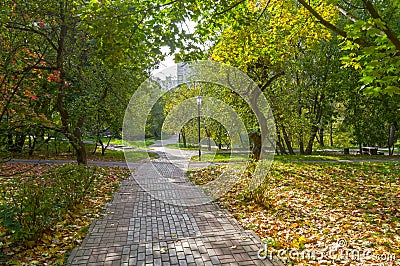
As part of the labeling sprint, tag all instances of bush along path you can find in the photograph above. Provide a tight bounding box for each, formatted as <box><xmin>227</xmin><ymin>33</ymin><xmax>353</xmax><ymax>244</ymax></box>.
<box><xmin>0</xmin><ymin>163</ymin><xmax>131</xmax><ymax>265</ymax></box>
<box><xmin>66</xmin><ymin>146</ymin><xmax>278</xmax><ymax>265</ymax></box>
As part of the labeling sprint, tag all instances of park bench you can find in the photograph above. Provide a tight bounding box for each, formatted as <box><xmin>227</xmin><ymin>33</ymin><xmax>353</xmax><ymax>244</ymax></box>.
<box><xmin>356</xmin><ymin>147</ymin><xmax>384</xmax><ymax>155</ymax></box>
<box><xmin>363</xmin><ymin>147</ymin><xmax>378</xmax><ymax>155</ymax></box>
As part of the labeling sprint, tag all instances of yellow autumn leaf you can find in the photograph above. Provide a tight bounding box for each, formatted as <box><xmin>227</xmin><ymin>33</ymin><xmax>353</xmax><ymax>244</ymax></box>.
<box><xmin>298</xmin><ymin>236</ymin><xmax>307</xmax><ymax>244</ymax></box>
<box><xmin>292</xmin><ymin>239</ymin><xmax>300</xmax><ymax>249</ymax></box>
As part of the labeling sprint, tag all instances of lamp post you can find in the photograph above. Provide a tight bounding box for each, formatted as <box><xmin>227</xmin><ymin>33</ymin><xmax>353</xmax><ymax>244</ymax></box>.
<box><xmin>196</xmin><ymin>95</ymin><xmax>202</xmax><ymax>161</ymax></box>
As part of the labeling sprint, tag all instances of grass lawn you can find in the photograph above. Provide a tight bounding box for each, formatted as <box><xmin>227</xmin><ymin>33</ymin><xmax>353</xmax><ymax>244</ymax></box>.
<box><xmin>275</xmin><ymin>154</ymin><xmax>400</xmax><ymax>162</ymax></box>
<box><xmin>190</xmin><ymin>152</ymin><xmax>250</xmax><ymax>162</ymax></box>
<box><xmin>188</xmin><ymin>150</ymin><xmax>400</xmax><ymax>163</ymax></box>
<box><xmin>88</xmin><ymin>147</ymin><xmax>159</xmax><ymax>162</ymax></box>
<box><xmin>0</xmin><ymin>163</ymin><xmax>131</xmax><ymax>265</ymax></box>
<box><xmin>88</xmin><ymin>138</ymin><xmax>156</xmax><ymax>149</ymax></box>
<box><xmin>165</xmin><ymin>143</ymin><xmax>199</xmax><ymax>150</ymax></box>
<box><xmin>189</xmin><ymin>161</ymin><xmax>400</xmax><ymax>265</ymax></box>
<box><xmin>2</xmin><ymin>141</ymin><xmax>157</xmax><ymax>162</ymax></box>
<box><xmin>84</xmin><ymin>137</ymin><xmax>156</xmax><ymax>147</ymax></box>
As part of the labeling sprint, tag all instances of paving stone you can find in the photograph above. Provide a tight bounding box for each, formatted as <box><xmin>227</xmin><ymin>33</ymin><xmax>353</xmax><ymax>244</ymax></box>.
<box><xmin>170</xmin><ymin>256</ymin><xmax>179</xmax><ymax>264</ymax></box>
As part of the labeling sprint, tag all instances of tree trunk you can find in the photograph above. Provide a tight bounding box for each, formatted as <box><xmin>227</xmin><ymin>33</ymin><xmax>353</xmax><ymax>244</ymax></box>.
<box><xmin>305</xmin><ymin>125</ymin><xmax>319</xmax><ymax>155</ymax></box>
<box><xmin>305</xmin><ymin>91</ymin><xmax>324</xmax><ymax>155</ymax></box>
<box><xmin>14</xmin><ymin>134</ymin><xmax>26</xmax><ymax>153</ymax></box>
<box><xmin>54</xmin><ymin>0</ymin><xmax>88</xmax><ymax>165</ymax></box>
<box><xmin>205</xmin><ymin>127</ymin><xmax>211</xmax><ymax>151</ymax></box>
<box><xmin>92</xmin><ymin>141</ymin><xmax>98</xmax><ymax>154</ymax></box>
<box><xmin>281</xmin><ymin>125</ymin><xmax>295</xmax><ymax>155</ymax></box>
<box><xmin>100</xmin><ymin>139</ymin><xmax>105</xmax><ymax>156</ymax></box>
<box><xmin>101</xmin><ymin>136</ymin><xmax>111</xmax><ymax>156</ymax></box>
<box><xmin>277</xmin><ymin>130</ymin><xmax>288</xmax><ymax>155</ymax></box>
<box><xmin>299</xmin><ymin>132</ymin><xmax>305</xmax><ymax>155</ymax></box>
<box><xmin>319</xmin><ymin>127</ymin><xmax>325</xmax><ymax>147</ymax></box>
<box><xmin>249</xmin><ymin>132</ymin><xmax>261</xmax><ymax>161</ymax></box>
<box><xmin>297</xmin><ymin>96</ymin><xmax>304</xmax><ymax>154</ymax></box>
<box><xmin>180</xmin><ymin>129</ymin><xmax>187</xmax><ymax>148</ymax></box>
<box><xmin>7</xmin><ymin>134</ymin><xmax>13</xmax><ymax>150</ymax></box>
<box><xmin>54</xmin><ymin>135</ymin><xmax>58</xmax><ymax>156</ymax></box>
<box><xmin>28</xmin><ymin>135</ymin><xmax>36</xmax><ymax>156</ymax></box>
<box><xmin>249</xmin><ymin>85</ymin><xmax>276</xmax><ymax>160</ymax></box>
<box><xmin>330</xmin><ymin>121</ymin><xmax>333</xmax><ymax>147</ymax></box>
<box><xmin>76</xmin><ymin>141</ymin><xmax>87</xmax><ymax>164</ymax></box>
<box><xmin>74</xmin><ymin>123</ymin><xmax>87</xmax><ymax>164</ymax></box>
<box><xmin>98</xmin><ymin>137</ymin><xmax>104</xmax><ymax>155</ymax></box>
<box><xmin>388</xmin><ymin>122</ymin><xmax>397</xmax><ymax>156</ymax></box>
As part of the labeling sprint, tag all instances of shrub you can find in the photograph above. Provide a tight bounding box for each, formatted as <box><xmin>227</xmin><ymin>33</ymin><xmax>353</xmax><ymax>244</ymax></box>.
<box><xmin>0</xmin><ymin>164</ymin><xmax>96</xmax><ymax>242</ymax></box>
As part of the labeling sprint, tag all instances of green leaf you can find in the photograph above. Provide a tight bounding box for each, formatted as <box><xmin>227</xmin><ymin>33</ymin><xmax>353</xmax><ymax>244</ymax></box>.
<box><xmin>359</xmin><ymin>76</ymin><xmax>374</xmax><ymax>84</ymax></box>
<box><xmin>384</xmin><ymin>86</ymin><xmax>400</xmax><ymax>96</ymax></box>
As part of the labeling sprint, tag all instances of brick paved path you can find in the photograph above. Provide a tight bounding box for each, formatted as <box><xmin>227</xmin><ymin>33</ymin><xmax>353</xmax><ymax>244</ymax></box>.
<box><xmin>67</xmin><ymin>139</ymin><xmax>279</xmax><ymax>265</ymax></box>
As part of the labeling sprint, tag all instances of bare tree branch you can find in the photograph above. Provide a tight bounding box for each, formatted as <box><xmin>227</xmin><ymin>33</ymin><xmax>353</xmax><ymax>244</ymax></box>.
<box><xmin>362</xmin><ymin>0</ymin><xmax>400</xmax><ymax>53</ymax></box>
<box><xmin>260</xmin><ymin>72</ymin><xmax>284</xmax><ymax>92</ymax></box>
<box><xmin>297</xmin><ymin>0</ymin><xmax>371</xmax><ymax>47</ymax></box>
<box><xmin>114</xmin><ymin>0</ymin><xmax>179</xmax><ymax>19</ymax></box>
<box><xmin>6</xmin><ymin>23</ymin><xmax>58</xmax><ymax>51</ymax></box>
<box><xmin>256</xmin><ymin>0</ymin><xmax>271</xmax><ymax>23</ymax></box>
<box><xmin>215</xmin><ymin>0</ymin><xmax>246</xmax><ymax>16</ymax></box>
<box><xmin>336</xmin><ymin>4</ymin><xmax>359</xmax><ymax>22</ymax></box>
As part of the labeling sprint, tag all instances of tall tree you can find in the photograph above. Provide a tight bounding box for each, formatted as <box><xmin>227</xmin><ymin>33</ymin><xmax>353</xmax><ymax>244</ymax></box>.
<box><xmin>2</xmin><ymin>0</ymin><xmax>194</xmax><ymax>163</ymax></box>
<box><xmin>197</xmin><ymin>0</ymin><xmax>344</xmax><ymax>155</ymax></box>
<box><xmin>296</xmin><ymin>0</ymin><xmax>400</xmax><ymax>95</ymax></box>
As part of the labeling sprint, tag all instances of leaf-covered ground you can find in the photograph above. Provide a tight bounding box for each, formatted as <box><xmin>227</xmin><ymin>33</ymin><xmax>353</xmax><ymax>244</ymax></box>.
<box><xmin>0</xmin><ymin>163</ymin><xmax>131</xmax><ymax>265</ymax></box>
<box><xmin>190</xmin><ymin>162</ymin><xmax>400</xmax><ymax>265</ymax></box>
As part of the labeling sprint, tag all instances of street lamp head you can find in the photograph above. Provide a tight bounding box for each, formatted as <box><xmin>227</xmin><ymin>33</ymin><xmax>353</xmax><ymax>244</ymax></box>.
<box><xmin>196</xmin><ymin>95</ymin><xmax>202</xmax><ymax>105</ymax></box>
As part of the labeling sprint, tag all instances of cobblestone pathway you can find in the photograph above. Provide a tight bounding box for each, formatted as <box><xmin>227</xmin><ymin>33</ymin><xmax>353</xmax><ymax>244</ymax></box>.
<box><xmin>67</xmin><ymin>139</ymin><xmax>279</xmax><ymax>265</ymax></box>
